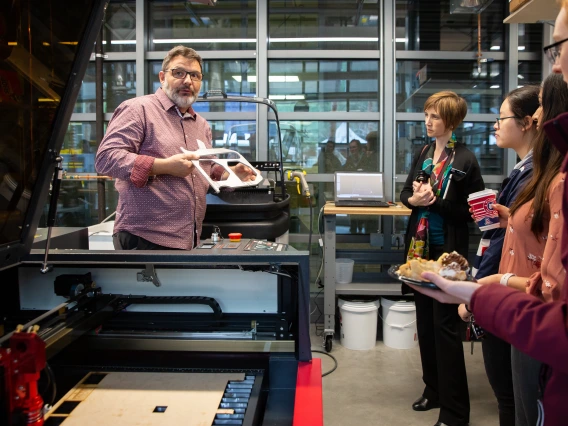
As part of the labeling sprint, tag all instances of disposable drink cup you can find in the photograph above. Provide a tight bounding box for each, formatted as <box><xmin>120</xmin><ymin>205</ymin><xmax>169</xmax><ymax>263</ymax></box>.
<box><xmin>467</xmin><ymin>189</ymin><xmax>500</xmax><ymax>232</ymax></box>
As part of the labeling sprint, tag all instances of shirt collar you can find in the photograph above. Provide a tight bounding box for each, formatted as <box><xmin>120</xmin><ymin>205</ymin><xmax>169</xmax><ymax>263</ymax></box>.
<box><xmin>514</xmin><ymin>149</ymin><xmax>533</xmax><ymax>170</ymax></box>
<box><xmin>155</xmin><ymin>87</ymin><xmax>197</xmax><ymax>120</ymax></box>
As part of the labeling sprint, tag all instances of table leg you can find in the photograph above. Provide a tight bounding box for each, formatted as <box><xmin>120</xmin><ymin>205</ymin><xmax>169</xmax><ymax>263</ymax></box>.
<box><xmin>323</xmin><ymin>214</ymin><xmax>336</xmax><ymax>348</ymax></box>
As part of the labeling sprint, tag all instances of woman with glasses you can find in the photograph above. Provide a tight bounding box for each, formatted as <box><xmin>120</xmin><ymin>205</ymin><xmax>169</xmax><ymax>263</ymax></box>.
<box><xmin>476</xmin><ymin>73</ymin><xmax>566</xmax><ymax>426</ymax></box>
<box><xmin>460</xmin><ymin>85</ymin><xmax>540</xmax><ymax>426</ymax></box>
<box><xmin>400</xmin><ymin>91</ymin><xmax>484</xmax><ymax>426</ymax></box>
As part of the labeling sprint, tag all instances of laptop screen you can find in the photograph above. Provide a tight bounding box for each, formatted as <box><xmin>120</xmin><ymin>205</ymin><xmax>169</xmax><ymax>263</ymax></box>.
<box><xmin>334</xmin><ymin>172</ymin><xmax>385</xmax><ymax>201</ymax></box>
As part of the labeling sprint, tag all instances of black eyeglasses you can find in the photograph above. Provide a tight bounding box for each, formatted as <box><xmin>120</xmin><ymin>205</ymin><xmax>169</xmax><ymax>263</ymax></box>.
<box><xmin>543</xmin><ymin>37</ymin><xmax>568</xmax><ymax>64</ymax></box>
<box><xmin>166</xmin><ymin>68</ymin><xmax>203</xmax><ymax>81</ymax></box>
<box><xmin>495</xmin><ymin>116</ymin><xmax>518</xmax><ymax>129</ymax></box>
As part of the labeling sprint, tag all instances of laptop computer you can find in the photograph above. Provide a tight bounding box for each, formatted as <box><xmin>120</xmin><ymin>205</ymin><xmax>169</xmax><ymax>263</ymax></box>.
<box><xmin>334</xmin><ymin>172</ymin><xmax>390</xmax><ymax>207</ymax></box>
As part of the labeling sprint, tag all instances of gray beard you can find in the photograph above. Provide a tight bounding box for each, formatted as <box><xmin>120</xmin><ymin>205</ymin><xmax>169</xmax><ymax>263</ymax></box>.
<box><xmin>162</xmin><ymin>80</ymin><xmax>197</xmax><ymax>110</ymax></box>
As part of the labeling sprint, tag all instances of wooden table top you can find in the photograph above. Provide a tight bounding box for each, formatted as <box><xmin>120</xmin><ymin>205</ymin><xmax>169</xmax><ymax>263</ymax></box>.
<box><xmin>323</xmin><ymin>202</ymin><xmax>412</xmax><ymax>216</ymax></box>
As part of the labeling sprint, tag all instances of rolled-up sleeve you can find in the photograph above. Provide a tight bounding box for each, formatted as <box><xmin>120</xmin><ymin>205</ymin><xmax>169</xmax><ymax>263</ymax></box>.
<box><xmin>95</xmin><ymin>101</ymin><xmax>148</xmax><ymax>182</ymax></box>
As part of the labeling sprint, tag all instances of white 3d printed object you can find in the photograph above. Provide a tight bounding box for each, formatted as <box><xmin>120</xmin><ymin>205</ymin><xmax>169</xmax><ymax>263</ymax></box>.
<box><xmin>181</xmin><ymin>140</ymin><xmax>263</xmax><ymax>193</ymax></box>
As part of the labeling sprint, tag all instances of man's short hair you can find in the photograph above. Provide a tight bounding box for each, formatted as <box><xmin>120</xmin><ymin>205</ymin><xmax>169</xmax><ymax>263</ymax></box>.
<box><xmin>162</xmin><ymin>45</ymin><xmax>203</xmax><ymax>72</ymax></box>
<box><xmin>423</xmin><ymin>91</ymin><xmax>468</xmax><ymax>130</ymax></box>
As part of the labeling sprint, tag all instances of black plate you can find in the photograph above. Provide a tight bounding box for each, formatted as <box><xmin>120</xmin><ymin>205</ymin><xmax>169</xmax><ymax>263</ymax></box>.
<box><xmin>388</xmin><ymin>264</ymin><xmax>476</xmax><ymax>290</ymax></box>
<box><xmin>388</xmin><ymin>264</ymin><xmax>440</xmax><ymax>289</ymax></box>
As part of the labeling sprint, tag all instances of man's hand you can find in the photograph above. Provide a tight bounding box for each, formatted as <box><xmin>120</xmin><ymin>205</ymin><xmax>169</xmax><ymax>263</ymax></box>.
<box><xmin>408</xmin><ymin>182</ymin><xmax>436</xmax><ymax>207</ymax></box>
<box><xmin>152</xmin><ymin>152</ymin><xmax>199</xmax><ymax>177</ymax></box>
<box><xmin>407</xmin><ymin>272</ymin><xmax>481</xmax><ymax>305</ymax></box>
<box><xmin>224</xmin><ymin>163</ymin><xmax>257</xmax><ymax>182</ymax></box>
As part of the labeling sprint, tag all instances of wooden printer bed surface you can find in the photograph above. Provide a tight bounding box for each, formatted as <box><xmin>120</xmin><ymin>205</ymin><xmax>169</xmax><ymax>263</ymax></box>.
<box><xmin>46</xmin><ymin>371</ymin><xmax>246</xmax><ymax>425</ymax></box>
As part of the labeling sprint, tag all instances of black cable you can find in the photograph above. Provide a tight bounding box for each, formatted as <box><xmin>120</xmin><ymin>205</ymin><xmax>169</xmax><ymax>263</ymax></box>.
<box><xmin>45</xmin><ymin>363</ymin><xmax>57</xmax><ymax>405</ymax></box>
<box><xmin>312</xmin><ymin>349</ymin><xmax>338</xmax><ymax>377</ymax></box>
<box><xmin>311</xmin><ymin>287</ymin><xmax>325</xmax><ymax>337</ymax></box>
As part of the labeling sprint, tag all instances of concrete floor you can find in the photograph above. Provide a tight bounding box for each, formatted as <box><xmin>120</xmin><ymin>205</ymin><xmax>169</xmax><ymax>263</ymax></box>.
<box><xmin>310</xmin><ymin>326</ymin><xmax>499</xmax><ymax>426</ymax></box>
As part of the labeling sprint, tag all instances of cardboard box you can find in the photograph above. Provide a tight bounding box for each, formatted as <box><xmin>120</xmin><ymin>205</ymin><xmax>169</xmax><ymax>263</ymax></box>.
<box><xmin>510</xmin><ymin>0</ymin><xmax>531</xmax><ymax>13</ymax></box>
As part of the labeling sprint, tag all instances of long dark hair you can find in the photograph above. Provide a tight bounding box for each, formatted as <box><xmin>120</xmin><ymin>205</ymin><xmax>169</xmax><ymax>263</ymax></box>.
<box><xmin>505</xmin><ymin>85</ymin><xmax>540</xmax><ymax>131</ymax></box>
<box><xmin>509</xmin><ymin>74</ymin><xmax>568</xmax><ymax>238</ymax></box>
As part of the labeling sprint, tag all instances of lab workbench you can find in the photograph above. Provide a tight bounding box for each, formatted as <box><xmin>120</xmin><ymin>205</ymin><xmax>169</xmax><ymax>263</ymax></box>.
<box><xmin>322</xmin><ymin>202</ymin><xmax>411</xmax><ymax>352</ymax></box>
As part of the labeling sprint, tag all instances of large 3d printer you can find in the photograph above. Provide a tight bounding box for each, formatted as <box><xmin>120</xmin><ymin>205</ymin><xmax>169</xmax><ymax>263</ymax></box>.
<box><xmin>0</xmin><ymin>1</ymin><xmax>322</xmax><ymax>425</ymax></box>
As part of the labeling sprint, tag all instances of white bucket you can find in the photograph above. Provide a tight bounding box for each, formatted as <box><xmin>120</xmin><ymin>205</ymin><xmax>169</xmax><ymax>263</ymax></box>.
<box><xmin>380</xmin><ymin>297</ymin><xmax>418</xmax><ymax>349</ymax></box>
<box><xmin>338</xmin><ymin>298</ymin><xmax>380</xmax><ymax>350</ymax></box>
<box><xmin>336</xmin><ymin>259</ymin><xmax>355</xmax><ymax>284</ymax></box>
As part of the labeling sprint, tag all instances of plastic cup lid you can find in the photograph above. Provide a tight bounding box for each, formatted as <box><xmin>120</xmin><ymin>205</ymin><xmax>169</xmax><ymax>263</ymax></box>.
<box><xmin>467</xmin><ymin>189</ymin><xmax>497</xmax><ymax>201</ymax></box>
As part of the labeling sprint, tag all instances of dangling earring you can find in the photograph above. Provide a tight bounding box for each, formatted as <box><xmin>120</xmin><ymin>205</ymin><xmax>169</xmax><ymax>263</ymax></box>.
<box><xmin>448</xmin><ymin>132</ymin><xmax>457</xmax><ymax>147</ymax></box>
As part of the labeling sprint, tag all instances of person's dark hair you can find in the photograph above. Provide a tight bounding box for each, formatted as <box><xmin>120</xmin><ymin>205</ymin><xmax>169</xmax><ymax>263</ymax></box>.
<box><xmin>349</xmin><ymin>139</ymin><xmax>361</xmax><ymax>147</ymax></box>
<box><xmin>505</xmin><ymin>85</ymin><xmax>540</xmax><ymax>131</ymax></box>
<box><xmin>509</xmin><ymin>74</ymin><xmax>568</xmax><ymax>239</ymax></box>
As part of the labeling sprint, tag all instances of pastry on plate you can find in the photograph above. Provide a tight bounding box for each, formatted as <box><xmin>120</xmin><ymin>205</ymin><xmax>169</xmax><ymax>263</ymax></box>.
<box><xmin>397</xmin><ymin>251</ymin><xmax>469</xmax><ymax>282</ymax></box>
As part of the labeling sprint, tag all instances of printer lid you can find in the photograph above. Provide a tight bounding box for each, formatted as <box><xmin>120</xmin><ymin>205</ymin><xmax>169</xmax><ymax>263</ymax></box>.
<box><xmin>0</xmin><ymin>0</ymin><xmax>106</xmax><ymax>271</ymax></box>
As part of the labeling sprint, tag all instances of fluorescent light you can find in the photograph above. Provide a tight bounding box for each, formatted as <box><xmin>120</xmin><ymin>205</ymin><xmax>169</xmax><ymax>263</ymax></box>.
<box><xmin>518</xmin><ymin>46</ymin><xmax>525</xmax><ymax>51</ymax></box>
<box><xmin>270</xmin><ymin>37</ymin><xmax>378</xmax><ymax>43</ymax></box>
<box><xmin>396</xmin><ymin>38</ymin><xmax>407</xmax><ymax>43</ymax></box>
<box><xmin>269</xmin><ymin>76</ymin><xmax>299</xmax><ymax>82</ymax></box>
<box><xmin>232</xmin><ymin>76</ymin><xmax>256</xmax><ymax>83</ymax></box>
<box><xmin>110</xmin><ymin>40</ymin><xmax>136</xmax><ymax>45</ymax></box>
<box><xmin>518</xmin><ymin>74</ymin><xmax>524</xmax><ymax>80</ymax></box>
<box><xmin>153</xmin><ymin>38</ymin><xmax>255</xmax><ymax>44</ymax></box>
<box><xmin>232</xmin><ymin>76</ymin><xmax>299</xmax><ymax>83</ymax></box>
<box><xmin>490</xmin><ymin>85</ymin><xmax>500</xmax><ymax>89</ymax></box>
<box><xmin>8</xmin><ymin>42</ymin><xmax>17</xmax><ymax>46</ymax></box>
<box><xmin>490</xmin><ymin>45</ymin><xmax>501</xmax><ymax>50</ymax></box>
<box><xmin>102</xmin><ymin>40</ymin><xmax>136</xmax><ymax>45</ymax></box>
<box><xmin>268</xmin><ymin>94</ymin><xmax>306</xmax><ymax>100</ymax></box>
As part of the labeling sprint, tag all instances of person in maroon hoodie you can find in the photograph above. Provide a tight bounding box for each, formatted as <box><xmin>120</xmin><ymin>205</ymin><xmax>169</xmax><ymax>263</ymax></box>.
<box><xmin>408</xmin><ymin>3</ymin><xmax>568</xmax><ymax>425</ymax></box>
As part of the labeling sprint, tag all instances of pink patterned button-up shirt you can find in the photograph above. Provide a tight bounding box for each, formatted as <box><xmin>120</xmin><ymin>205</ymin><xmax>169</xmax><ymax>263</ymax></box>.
<box><xmin>95</xmin><ymin>88</ymin><xmax>223</xmax><ymax>249</ymax></box>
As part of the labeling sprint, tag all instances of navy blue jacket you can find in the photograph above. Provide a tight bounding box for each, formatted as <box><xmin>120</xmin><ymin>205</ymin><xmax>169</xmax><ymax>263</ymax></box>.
<box><xmin>472</xmin><ymin>154</ymin><xmax>534</xmax><ymax>278</ymax></box>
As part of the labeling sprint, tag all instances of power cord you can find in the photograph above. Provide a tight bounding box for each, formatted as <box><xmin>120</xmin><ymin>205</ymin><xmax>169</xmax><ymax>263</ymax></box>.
<box><xmin>311</xmin><ymin>349</ymin><xmax>338</xmax><ymax>377</ymax></box>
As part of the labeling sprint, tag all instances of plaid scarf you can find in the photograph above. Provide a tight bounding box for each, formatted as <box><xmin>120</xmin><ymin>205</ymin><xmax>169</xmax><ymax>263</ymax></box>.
<box><xmin>406</xmin><ymin>136</ymin><xmax>456</xmax><ymax>261</ymax></box>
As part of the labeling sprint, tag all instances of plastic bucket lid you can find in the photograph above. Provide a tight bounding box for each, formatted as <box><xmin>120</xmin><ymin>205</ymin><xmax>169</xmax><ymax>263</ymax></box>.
<box><xmin>380</xmin><ymin>297</ymin><xmax>416</xmax><ymax>312</ymax></box>
<box><xmin>339</xmin><ymin>298</ymin><xmax>380</xmax><ymax>313</ymax></box>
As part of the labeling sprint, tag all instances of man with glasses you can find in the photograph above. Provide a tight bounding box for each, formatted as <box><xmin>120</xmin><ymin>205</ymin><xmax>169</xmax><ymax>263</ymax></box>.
<box><xmin>96</xmin><ymin>46</ymin><xmax>254</xmax><ymax>250</ymax></box>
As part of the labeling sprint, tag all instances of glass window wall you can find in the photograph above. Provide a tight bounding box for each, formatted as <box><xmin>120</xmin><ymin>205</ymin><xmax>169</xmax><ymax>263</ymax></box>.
<box><xmin>395</xmin><ymin>0</ymin><xmax>506</xmax><ymax>51</ymax></box>
<box><xmin>103</xmin><ymin>1</ymin><xmax>137</xmax><ymax>52</ymax></box>
<box><xmin>268</xmin><ymin>0</ymin><xmax>380</xmax><ymax>50</ymax></box>
<box><xmin>396</xmin><ymin>121</ymin><xmax>504</xmax><ymax>176</ymax></box>
<box><xmin>396</xmin><ymin>60</ymin><xmax>504</xmax><ymax>113</ymax></box>
<box><xmin>271</xmin><ymin>120</ymin><xmax>379</xmax><ymax>171</ymax></box>
<box><xmin>148</xmin><ymin>0</ymin><xmax>256</xmax><ymax>51</ymax></box>
<box><xmin>74</xmin><ymin>62</ymin><xmax>137</xmax><ymax>113</ymax></box>
<box><xmin>519</xmin><ymin>24</ymin><xmax>543</xmax><ymax>53</ymax></box>
<box><xmin>269</xmin><ymin>60</ymin><xmax>379</xmax><ymax>112</ymax></box>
